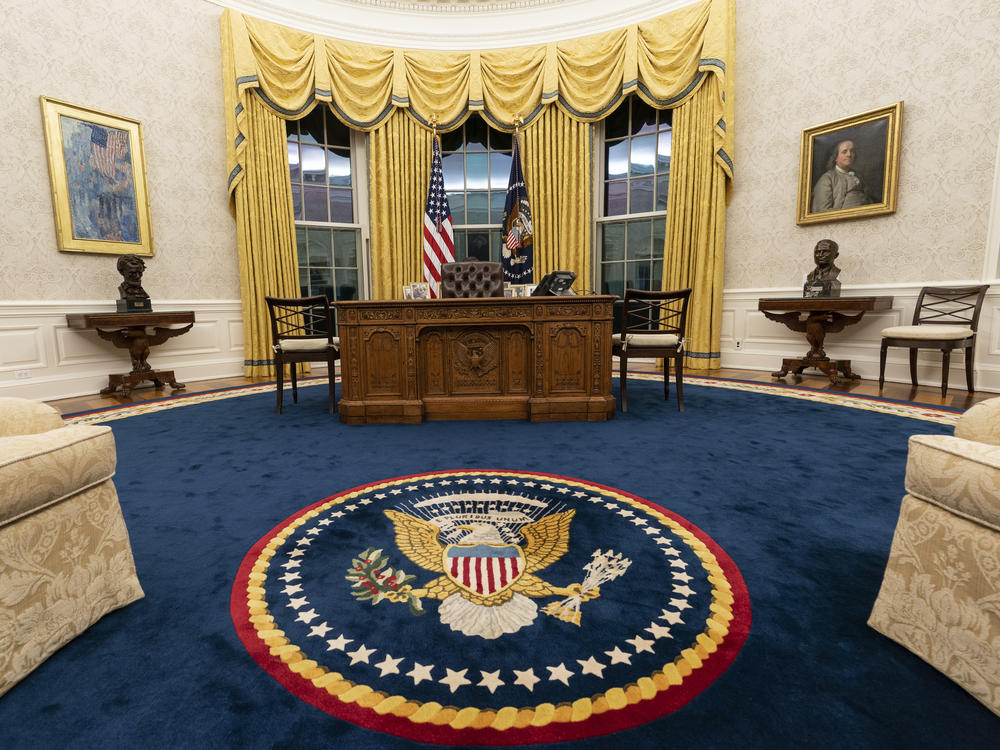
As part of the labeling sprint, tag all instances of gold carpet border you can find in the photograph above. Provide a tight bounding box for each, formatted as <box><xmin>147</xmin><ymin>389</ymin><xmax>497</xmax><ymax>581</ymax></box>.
<box><xmin>243</xmin><ymin>470</ymin><xmax>736</xmax><ymax>732</ymax></box>
<box><xmin>64</xmin><ymin>374</ymin><xmax>961</xmax><ymax>426</ymax></box>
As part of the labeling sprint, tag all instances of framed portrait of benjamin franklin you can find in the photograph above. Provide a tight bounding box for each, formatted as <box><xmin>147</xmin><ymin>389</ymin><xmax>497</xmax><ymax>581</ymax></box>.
<box><xmin>796</xmin><ymin>102</ymin><xmax>903</xmax><ymax>226</ymax></box>
<box><xmin>40</xmin><ymin>96</ymin><xmax>154</xmax><ymax>255</ymax></box>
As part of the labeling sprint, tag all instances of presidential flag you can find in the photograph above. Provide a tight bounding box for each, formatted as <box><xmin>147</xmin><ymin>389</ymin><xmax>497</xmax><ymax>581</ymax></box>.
<box><xmin>500</xmin><ymin>133</ymin><xmax>533</xmax><ymax>283</ymax></box>
<box><xmin>422</xmin><ymin>134</ymin><xmax>455</xmax><ymax>298</ymax></box>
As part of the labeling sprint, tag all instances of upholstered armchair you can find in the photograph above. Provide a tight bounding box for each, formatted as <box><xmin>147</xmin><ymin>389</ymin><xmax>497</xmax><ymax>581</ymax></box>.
<box><xmin>868</xmin><ymin>396</ymin><xmax>1000</xmax><ymax>716</ymax></box>
<box><xmin>0</xmin><ymin>398</ymin><xmax>144</xmax><ymax>697</ymax></box>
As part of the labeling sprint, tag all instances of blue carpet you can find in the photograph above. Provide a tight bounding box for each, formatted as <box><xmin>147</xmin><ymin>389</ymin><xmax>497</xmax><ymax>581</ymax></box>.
<box><xmin>1</xmin><ymin>381</ymin><xmax>996</xmax><ymax>747</ymax></box>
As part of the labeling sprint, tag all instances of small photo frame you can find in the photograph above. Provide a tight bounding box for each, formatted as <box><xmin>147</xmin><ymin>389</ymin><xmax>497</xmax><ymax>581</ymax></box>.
<box><xmin>797</xmin><ymin>102</ymin><xmax>903</xmax><ymax>226</ymax></box>
<box><xmin>402</xmin><ymin>284</ymin><xmax>414</xmax><ymax>299</ymax></box>
<box><xmin>523</xmin><ymin>284</ymin><xmax>537</xmax><ymax>297</ymax></box>
<box><xmin>410</xmin><ymin>282</ymin><xmax>431</xmax><ymax>300</ymax></box>
<box><xmin>40</xmin><ymin>96</ymin><xmax>154</xmax><ymax>255</ymax></box>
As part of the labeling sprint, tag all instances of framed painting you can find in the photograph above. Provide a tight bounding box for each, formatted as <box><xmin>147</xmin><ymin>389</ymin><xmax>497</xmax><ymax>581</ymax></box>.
<box><xmin>40</xmin><ymin>96</ymin><xmax>154</xmax><ymax>255</ymax></box>
<box><xmin>796</xmin><ymin>102</ymin><xmax>903</xmax><ymax>226</ymax></box>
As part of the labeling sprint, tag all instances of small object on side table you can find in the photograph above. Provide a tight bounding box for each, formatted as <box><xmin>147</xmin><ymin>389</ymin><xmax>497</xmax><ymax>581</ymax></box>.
<box><xmin>115</xmin><ymin>254</ymin><xmax>152</xmax><ymax>313</ymax></box>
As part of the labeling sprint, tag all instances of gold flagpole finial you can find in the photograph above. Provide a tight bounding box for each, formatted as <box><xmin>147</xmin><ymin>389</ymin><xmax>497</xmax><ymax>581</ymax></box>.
<box><xmin>513</xmin><ymin>114</ymin><xmax>523</xmax><ymax>133</ymax></box>
<box><xmin>430</xmin><ymin>113</ymin><xmax>438</xmax><ymax>138</ymax></box>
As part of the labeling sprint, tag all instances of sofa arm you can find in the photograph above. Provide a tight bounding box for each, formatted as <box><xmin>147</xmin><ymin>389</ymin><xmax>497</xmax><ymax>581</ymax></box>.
<box><xmin>0</xmin><ymin>397</ymin><xmax>65</xmax><ymax>437</ymax></box>
<box><xmin>905</xmin><ymin>434</ymin><xmax>1000</xmax><ymax>532</ymax></box>
<box><xmin>0</xmin><ymin>425</ymin><xmax>117</xmax><ymax>527</ymax></box>
<box><xmin>955</xmin><ymin>397</ymin><xmax>1000</xmax><ymax>446</ymax></box>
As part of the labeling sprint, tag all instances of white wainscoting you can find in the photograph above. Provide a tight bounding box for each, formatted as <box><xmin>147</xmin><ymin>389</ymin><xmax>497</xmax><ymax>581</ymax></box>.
<box><xmin>0</xmin><ymin>300</ymin><xmax>245</xmax><ymax>402</ymax></box>
<box><xmin>720</xmin><ymin>283</ymin><xmax>1000</xmax><ymax>395</ymax></box>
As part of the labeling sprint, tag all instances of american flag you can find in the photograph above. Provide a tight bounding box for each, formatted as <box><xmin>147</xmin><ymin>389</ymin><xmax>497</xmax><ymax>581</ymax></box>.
<box><xmin>422</xmin><ymin>134</ymin><xmax>455</xmax><ymax>298</ymax></box>
<box><xmin>90</xmin><ymin>125</ymin><xmax>129</xmax><ymax>180</ymax></box>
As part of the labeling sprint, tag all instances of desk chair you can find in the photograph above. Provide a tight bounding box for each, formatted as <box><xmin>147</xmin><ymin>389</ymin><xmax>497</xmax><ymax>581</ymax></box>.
<box><xmin>878</xmin><ymin>285</ymin><xmax>989</xmax><ymax>397</ymax></box>
<box><xmin>264</xmin><ymin>295</ymin><xmax>339</xmax><ymax>414</ymax></box>
<box><xmin>613</xmin><ymin>288</ymin><xmax>692</xmax><ymax>412</ymax></box>
<box><xmin>440</xmin><ymin>261</ymin><xmax>504</xmax><ymax>298</ymax></box>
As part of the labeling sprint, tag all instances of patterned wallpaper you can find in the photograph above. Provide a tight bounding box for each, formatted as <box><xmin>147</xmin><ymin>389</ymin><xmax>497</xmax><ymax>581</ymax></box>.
<box><xmin>0</xmin><ymin>0</ymin><xmax>239</xmax><ymax>302</ymax></box>
<box><xmin>726</xmin><ymin>0</ymin><xmax>1000</xmax><ymax>290</ymax></box>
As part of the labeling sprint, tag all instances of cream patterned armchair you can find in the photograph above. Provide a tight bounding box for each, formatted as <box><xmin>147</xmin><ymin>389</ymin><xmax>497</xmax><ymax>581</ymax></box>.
<box><xmin>0</xmin><ymin>397</ymin><xmax>144</xmax><ymax>696</ymax></box>
<box><xmin>869</xmin><ymin>397</ymin><xmax>1000</xmax><ymax>716</ymax></box>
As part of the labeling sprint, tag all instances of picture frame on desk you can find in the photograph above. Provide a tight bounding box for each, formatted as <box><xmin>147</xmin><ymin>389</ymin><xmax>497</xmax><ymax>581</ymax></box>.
<box><xmin>410</xmin><ymin>282</ymin><xmax>431</xmax><ymax>300</ymax></box>
<box><xmin>40</xmin><ymin>96</ymin><xmax>154</xmax><ymax>256</ymax></box>
<box><xmin>402</xmin><ymin>284</ymin><xmax>414</xmax><ymax>299</ymax></box>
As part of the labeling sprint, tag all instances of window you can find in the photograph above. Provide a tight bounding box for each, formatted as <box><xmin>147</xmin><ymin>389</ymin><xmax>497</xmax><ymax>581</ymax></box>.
<box><xmin>286</xmin><ymin>107</ymin><xmax>368</xmax><ymax>303</ymax></box>
<box><xmin>596</xmin><ymin>97</ymin><xmax>672</xmax><ymax>296</ymax></box>
<box><xmin>439</xmin><ymin>116</ymin><xmax>513</xmax><ymax>264</ymax></box>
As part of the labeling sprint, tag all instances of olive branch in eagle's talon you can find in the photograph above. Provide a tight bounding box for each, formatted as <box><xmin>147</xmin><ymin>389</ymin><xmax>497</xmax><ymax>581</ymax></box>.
<box><xmin>346</xmin><ymin>547</ymin><xmax>426</xmax><ymax>615</ymax></box>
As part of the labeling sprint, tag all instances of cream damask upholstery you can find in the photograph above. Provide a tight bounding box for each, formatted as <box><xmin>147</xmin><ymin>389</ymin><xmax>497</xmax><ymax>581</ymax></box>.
<box><xmin>868</xmin><ymin>397</ymin><xmax>1000</xmax><ymax>716</ymax></box>
<box><xmin>0</xmin><ymin>397</ymin><xmax>144</xmax><ymax>697</ymax></box>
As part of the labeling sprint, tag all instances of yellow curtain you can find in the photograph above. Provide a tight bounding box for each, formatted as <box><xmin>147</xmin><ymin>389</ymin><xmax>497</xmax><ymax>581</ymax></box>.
<box><xmin>521</xmin><ymin>107</ymin><xmax>593</xmax><ymax>287</ymax></box>
<box><xmin>368</xmin><ymin>110</ymin><xmax>432</xmax><ymax>299</ymax></box>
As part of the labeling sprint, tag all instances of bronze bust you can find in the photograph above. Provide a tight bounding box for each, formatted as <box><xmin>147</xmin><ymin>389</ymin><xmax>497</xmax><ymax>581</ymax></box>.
<box><xmin>116</xmin><ymin>254</ymin><xmax>152</xmax><ymax>311</ymax></box>
<box><xmin>803</xmin><ymin>239</ymin><xmax>841</xmax><ymax>297</ymax></box>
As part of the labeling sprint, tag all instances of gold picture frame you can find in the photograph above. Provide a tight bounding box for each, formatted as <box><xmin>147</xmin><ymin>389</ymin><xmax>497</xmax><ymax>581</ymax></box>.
<box><xmin>40</xmin><ymin>96</ymin><xmax>154</xmax><ymax>255</ymax></box>
<box><xmin>796</xmin><ymin>102</ymin><xmax>903</xmax><ymax>226</ymax></box>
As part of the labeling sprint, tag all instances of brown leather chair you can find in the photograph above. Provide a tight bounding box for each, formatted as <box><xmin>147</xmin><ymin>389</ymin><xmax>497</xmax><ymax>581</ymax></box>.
<box><xmin>440</xmin><ymin>261</ymin><xmax>504</xmax><ymax>298</ymax></box>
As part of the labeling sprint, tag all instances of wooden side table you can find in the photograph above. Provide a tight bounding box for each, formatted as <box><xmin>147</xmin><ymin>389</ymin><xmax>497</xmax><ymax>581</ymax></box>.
<box><xmin>66</xmin><ymin>311</ymin><xmax>195</xmax><ymax>397</ymax></box>
<box><xmin>757</xmin><ymin>296</ymin><xmax>893</xmax><ymax>384</ymax></box>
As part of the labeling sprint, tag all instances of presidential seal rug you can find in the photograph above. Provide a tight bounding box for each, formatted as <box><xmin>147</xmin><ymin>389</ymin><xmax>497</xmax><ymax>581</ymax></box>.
<box><xmin>231</xmin><ymin>470</ymin><xmax>750</xmax><ymax>745</ymax></box>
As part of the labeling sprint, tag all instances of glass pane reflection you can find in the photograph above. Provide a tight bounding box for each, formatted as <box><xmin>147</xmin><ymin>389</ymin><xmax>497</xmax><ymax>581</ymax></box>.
<box><xmin>605</xmin><ymin>180</ymin><xmax>628</xmax><ymax>216</ymax></box>
<box><xmin>303</xmin><ymin>186</ymin><xmax>327</xmax><ymax>221</ymax></box>
<box><xmin>301</xmin><ymin>144</ymin><xmax>325</xmax><ymax>184</ymax></box>
<box><xmin>327</xmin><ymin>148</ymin><xmax>351</xmax><ymax>187</ymax></box>
<box><xmin>629</xmin><ymin>134</ymin><xmax>656</xmax><ymax>177</ymax></box>
<box><xmin>306</xmin><ymin>227</ymin><xmax>333</xmax><ymax>266</ymax></box>
<box><xmin>329</xmin><ymin>189</ymin><xmax>353</xmax><ymax>223</ymax></box>
<box><xmin>629</xmin><ymin>177</ymin><xmax>655</xmax><ymax>214</ymax></box>
<box><xmin>602</xmin><ymin>222</ymin><xmax>625</xmax><ymax>261</ymax></box>
<box><xmin>465</xmin><ymin>153</ymin><xmax>489</xmax><ymax>190</ymax></box>
<box><xmin>601</xmin><ymin>261</ymin><xmax>624</xmax><ymax>296</ymax></box>
<box><xmin>333</xmin><ymin>230</ymin><xmax>357</xmax><ymax>267</ymax></box>
<box><xmin>627</xmin><ymin>220</ymin><xmax>652</xmax><ymax>259</ymax></box>
<box><xmin>466</xmin><ymin>191</ymin><xmax>489</xmax><ymax>224</ymax></box>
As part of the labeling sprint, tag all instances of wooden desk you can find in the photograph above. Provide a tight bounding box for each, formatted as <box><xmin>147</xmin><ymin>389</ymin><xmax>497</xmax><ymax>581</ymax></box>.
<box><xmin>66</xmin><ymin>310</ymin><xmax>195</xmax><ymax>397</ymax></box>
<box><xmin>335</xmin><ymin>296</ymin><xmax>616</xmax><ymax>424</ymax></box>
<box><xmin>758</xmin><ymin>296</ymin><xmax>893</xmax><ymax>384</ymax></box>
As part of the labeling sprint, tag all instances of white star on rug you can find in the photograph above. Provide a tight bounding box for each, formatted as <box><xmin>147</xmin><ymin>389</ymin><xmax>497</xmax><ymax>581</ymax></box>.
<box><xmin>617</xmin><ymin>508</ymin><xmax>635</xmax><ymax>517</ymax></box>
<box><xmin>673</xmin><ymin>584</ymin><xmax>696</xmax><ymax>597</ymax></box>
<box><xmin>286</xmin><ymin>596</ymin><xmax>308</xmax><ymax>610</ymax></box>
<box><xmin>669</xmin><ymin>597</ymin><xmax>692</xmax><ymax>611</ymax></box>
<box><xmin>572</xmin><ymin>491</ymin><xmax>586</xmax><ymax>497</ymax></box>
<box><xmin>308</xmin><ymin>621</ymin><xmax>333</xmax><ymax>638</ymax></box>
<box><xmin>407</xmin><ymin>662</ymin><xmax>434</xmax><ymax>686</ymax></box>
<box><xmin>288</xmin><ymin>549</ymin><xmax>305</xmax><ymax>558</ymax></box>
<box><xmin>279</xmin><ymin>572</ymin><xmax>300</xmax><ymax>582</ymax></box>
<box><xmin>659</xmin><ymin>608</ymin><xmax>684</xmax><ymax>625</ymax></box>
<box><xmin>326</xmin><ymin>635</ymin><xmax>353</xmax><ymax>651</ymax></box>
<box><xmin>317</xmin><ymin>518</ymin><xmax>333</xmax><ymax>526</ymax></box>
<box><xmin>522</xmin><ymin>481</ymin><xmax>536</xmax><ymax>487</ymax></box>
<box><xmin>347</xmin><ymin>645</ymin><xmax>376</xmax><ymax>665</ymax></box>
<box><xmin>477</xmin><ymin>670</ymin><xmax>505</xmax><ymax>694</ymax></box>
<box><xmin>296</xmin><ymin>537</ymin><xmax>313</xmax><ymax>546</ymax></box>
<box><xmin>627</xmin><ymin>635</ymin><xmax>655</xmax><ymax>654</ymax></box>
<box><xmin>547</xmin><ymin>663</ymin><xmax>574</xmax><ymax>686</ymax></box>
<box><xmin>344</xmin><ymin>504</ymin><xmax>359</xmax><ymax>511</ymax></box>
<box><xmin>306</xmin><ymin>528</ymin><xmax>321</xmax><ymax>536</ymax></box>
<box><xmin>440</xmin><ymin>668</ymin><xmax>471</xmax><ymax>693</ymax></box>
<box><xmin>669</xmin><ymin>559</ymin><xmax>688</xmax><ymax>569</ymax></box>
<box><xmin>629</xmin><ymin>517</ymin><xmax>648</xmax><ymax>526</ymax></box>
<box><xmin>282</xmin><ymin>584</ymin><xmax>303</xmax><ymax>595</ymax></box>
<box><xmin>281</xmin><ymin>560</ymin><xmax>301</xmax><ymax>569</ymax></box>
<box><xmin>375</xmin><ymin>654</ymin><xmax>403</xmax><ymax>676</ymax></box>
<box><xmin>513</xmin><ymin>668</ymin><xmax>540</xmax><ymax>691</ymax></box>
<box><xmin>577</xmin><ymin>656</ymin><xmax>606</xmax><ymax>678</ymax></box>
<box><xmin>645</xmin><ymin>623</ymin><xmax>673</xmax><ymax>640</ymax></box>
<box><xmin>672</xmin><ymin>571</ymin><xmax>693</xmax><ymax>583</ymax></box>
<box><xmin>296</xmin><ymin>608</ymin><xmax>320</xmax><ymax>624</ymax></box>
<box><xmin>605</xmin><ymin>646</ymin><xmax>632</xmax><ymax>665</ymax></box>
<box><xmin>374</xmin><ymin>493</ymin><xmax>387</xmax><ymax>499</ymax></box>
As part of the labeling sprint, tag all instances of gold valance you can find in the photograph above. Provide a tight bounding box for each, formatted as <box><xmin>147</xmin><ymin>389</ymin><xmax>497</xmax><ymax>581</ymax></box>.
<box><xmin>221</xmin><ymin>0</ymin><xmax>734</xmax><ymax>196</ymax></box>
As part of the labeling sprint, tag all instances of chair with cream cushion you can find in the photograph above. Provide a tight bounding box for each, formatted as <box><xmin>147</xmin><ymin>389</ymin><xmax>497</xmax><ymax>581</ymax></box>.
<box><xmin>868</xmin><ymin>396</ymin><xmax>1000</xmax><ymax>716</ymax></box>
<box><xmin>612</xmin><ymin>287</ymin><xmax>691</xmax><ymax>412</ymax></box>
<box><xmin>0</xmin><ymin>397</ymin><xmax>144</xmax><ymax>697</ymax></box>
<box><xmin>265</xmin><ymin>295</ymin><xmax>340</xmax><ymax>414</ymax></box>
<box><xmin>878</xmin><ymin>285</ymin><xmax>989</xmax><ymax>397</ymax></box>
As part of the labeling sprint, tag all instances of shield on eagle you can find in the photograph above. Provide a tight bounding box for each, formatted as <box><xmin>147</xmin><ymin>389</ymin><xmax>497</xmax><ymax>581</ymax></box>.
<box><xmin>443</xmin><ymin>543</ymin><xmax>525</xmax><ymax>596</ymax></box>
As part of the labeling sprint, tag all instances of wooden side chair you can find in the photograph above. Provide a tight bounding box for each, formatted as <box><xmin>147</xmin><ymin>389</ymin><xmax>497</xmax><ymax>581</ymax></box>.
<box><xmin>264</xmin><ymin>295</ymin><xmax>339</xmax><ymax>414</ymax></box>
<box><xmin>613</xmin><ymin>287</ymin><xmax>692</xmax><ymax>412</ymax></box>
<box><xmin>878</xmin><ymin>285</ymin><xmax>989</xmax><ymax>397</ymax></box>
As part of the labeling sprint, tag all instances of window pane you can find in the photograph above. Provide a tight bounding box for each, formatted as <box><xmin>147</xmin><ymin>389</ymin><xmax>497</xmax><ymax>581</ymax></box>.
<box><xmin>327</xmin><ymin>148</ymin><xmax>351</xmax><ymax>187</ymax></box>
<box><xmin>295</xmin><ymin>227</ymin><xmax>307</xmax><ymax>264</ymax></box>
<box><xmin>440</xmin><ymin>128</ymin><xmax>463</xmax><ymax>152</ymax></box>
<box><xmin>299</xmin><ymin>268</ymin><xmax>309</xmax><ymax>296</ymax></box>
<box><xmin>448</xmin><ymin>192</ymin><xmax>465</xmax><ymax>223</ymax></box>
<box><xmin>300</xmin><ymin>107</ymin><xmax>324</xmax><ymax>144</ymax></box>
<box><xmin>327</xmin><ymin>115</ymin><xmax>351</xmax><ymax>148</ymax></box>
<box><xmin>306</xmin><ymin>227</ymin><xmax>333</xmax><ymax>266</ymax></box>
<box><xmin>657</xmin><ymin>130</ymin><xmax>672</xmax><ymax>173</ymax></box>
<box><xmin>286</xmin><ymin>120</ymin><xmax>299</xmax><ymax>142</ymax></box>
<box><xmin>626</xmin><ymin>261</ymin><xmax>654</xmax><ymax>291</ymax></box>
<box><xmin>309</xmin><ymin>267</ymin><xmax>334</xmax><ymax>298</ymax></box>
<box><xmin>489</xmin><ymin>230</ymin><xmax>503</xmax><ymax>263</ymax></box>
<box><xmin>335</xmin><ymin>268</ymin><xmax>359</xmax><ymax>300</ymax></box>
<box><xmin>465</xmin><ymin>153</ymin><xmax>489</xmax><ymax>190</ymax></box>
<box><xmin>605</xmin><ymin>180</ymin><xmax>628</xmax><ymax>216</ymax></box>
<box><xmin>303</xmin><ymin>185</ymin><xmax>328</xmax><ymax>221</ymax></box>
<box><xmin>467</xmin><ymin>231</ymin><xmax>491</xmax><ymax>261</ymax></box>
<box><xmin>442</xmin><ymin>153</ymin><xmax>464</xmax><ymax>191</ymax></box>
<box><xmin>301</xmin><ymin>144</ymin><xmax>325</xmax><ymax>184</ymax></box>
<box><xmin>466</xmin><ymin>191</ymin><xmax>489</xmax><ymax>224</ymax></box>
<box><xmin>490</xmin><ymin>152</ymin><xmax>512</xmax><ymax>189</ymax></box>
<box><xmin>630</xmin><ymin>99</ymin><xmax>657</xmax><ymax>136</ymax></box>
<box><xmin>490</xmin><ymin>191</ymin><xmax>506</xmax><ymax>224</ymax></box>
<box><xmin>605</xmin><ymin>102</ymin><xmax>629</xmax><ymax>140</ymax></box>
<box><xmin>627</xmin><ymin>219</ymin><xmax>652</xmax><ymax>259</ymax></box>
<box><xmin>329</xmin><ymin>188</ymin><xmax>353</xmax><ymax>223</ymax></box>
<box><xmin>453</xmin><ymin>229</ymin><xmax>468</xmax><ymax>260</ymax></box>
<box><xmin>629</xmin><ymin>176</ymin><xmax>655</xmax><ymax>214</ymax></box>
<box><xmin>290</xmin><ymin>185</ymin><xmax>302</xmax><ymax>220</ymax></box>
<box><xmin>287</xmin><ymin>142</ymin><xmax>301</xmax><ymax>182</ymax></box>
<box><xmin>333</xmin><ymin>229</ymin><xmax>358</xmax><ymax>267</ymax></box>
<box><xmin>465</xmin><ymin>116</ymin><xmax>488</xmax><ymax>152</ymax></box>
<box><xmin>602</xmin><ymin>222</ymin><xmax>625</xmax><ymax>261</ymax></box>
<box><xmin>600</xmin><ymin>262</ymin><xmax>624</xmax><ymax>296</ymax></box>
<box><xmin>629</xmin><ymin>134</ymin><xmax>656</xmax><ymax>177</ymax></box>
<box><xmin>653</xmin><ymin>216</ymin><xmax>665</xmax><ymax>253</ymax></box>
<box><xmin>605</xmin><ymin>139</ymin><xmax>628</xmax><ymax>181</ymax></box>
<box><xmin>656</xmin><ymin>174</ymin><xmax>669</xmax><ymax>211</ymax></box>
<box><xmin>653</xmin><ymin>259</ymin><xmax>663</xmax><ymax>287</ymax></box>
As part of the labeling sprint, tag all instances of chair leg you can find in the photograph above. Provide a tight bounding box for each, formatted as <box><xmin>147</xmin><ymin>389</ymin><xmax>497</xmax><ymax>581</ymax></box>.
<box><xmin>965</xmin><ymin>345</ymin><xmax>976</xmax><ymax>393</ymax></box>
<box><xmin>940</xmin><ymin>350</ymin><xmax>950</xmax><ymax>398</ymax></box>
<box><xmin>328</xmin><ymin>359</ymin><xmax>337</xmax><ymax>413</ymax></box>
<box><xmin>275</xmin><ymin>359</ymin><xmax>284</xmax><ymax>414</ymax></box>
<box><xmin>909</xmin><ymin>348</ymin><xmax>918</xmax><ymax>387</ymax></box>
<box><xmin>878</xmin><ymin>341</ymin><xmax>888</xmax><ymax>390</ymax></box>
<box><xmin>663</xmin><ymin>356</ymin><xmax>671</xmax><ymax>402</ymax></box>
<box><xmin>291</xmin><ymin>362</ymin><xmax>299</xmax><ymax>404</ymax></box>
<box><xmin>619</xmin><ymin>354</ymin><xmax>628</xmax><ymax>412</ymax></box>
<box><xmin>675</xmin><ymin>353</ymin><xmax>684</xmax><ymax>412</ymax></box>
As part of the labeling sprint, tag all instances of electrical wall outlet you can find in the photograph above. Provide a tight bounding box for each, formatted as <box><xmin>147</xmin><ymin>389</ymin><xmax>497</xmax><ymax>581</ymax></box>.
<box><xmin>735</xmin><ymin>340</ymin><xmax>742</xmax><ymax>350</ymax></box>
<box><xmin>14</xmin><ymin>370</ymin><xmax>32</xmax><ymax>379</ymax></box>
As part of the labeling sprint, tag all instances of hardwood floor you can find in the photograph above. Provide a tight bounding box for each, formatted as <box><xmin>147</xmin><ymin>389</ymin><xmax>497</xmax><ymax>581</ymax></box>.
<box><xmin>47</xmin><ymin>363</ymin><xmax>996</xmax><ymax>416</ymax></box>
